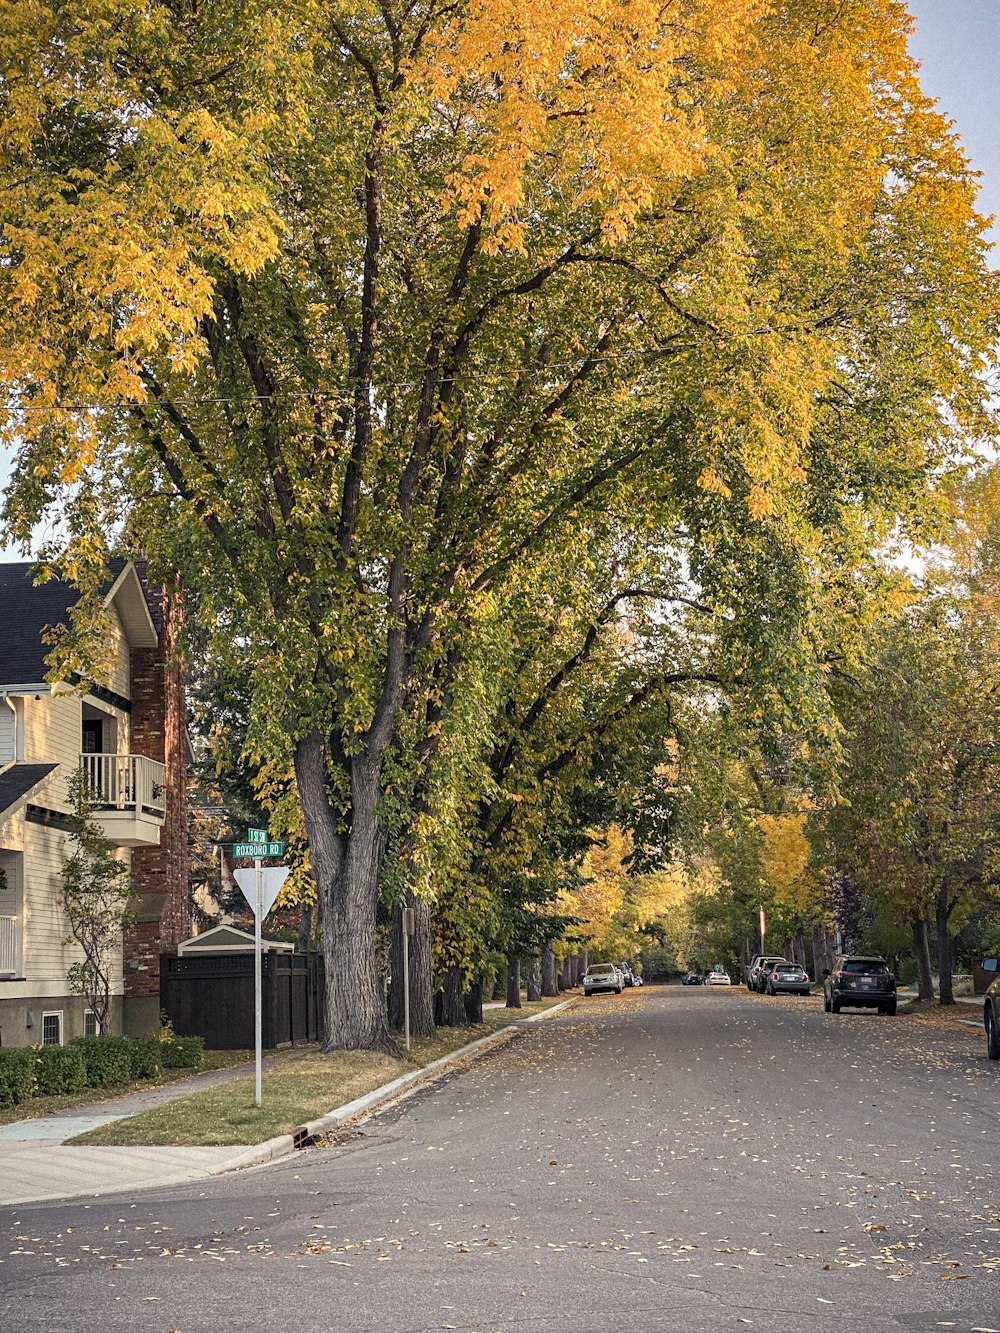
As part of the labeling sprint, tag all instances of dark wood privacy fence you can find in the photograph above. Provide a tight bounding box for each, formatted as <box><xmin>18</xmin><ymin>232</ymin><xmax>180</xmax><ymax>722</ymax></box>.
<box><xmin>160</xmin><ymin>951</ymin><xmax>325</xmax><ymax>1049</ymax></box>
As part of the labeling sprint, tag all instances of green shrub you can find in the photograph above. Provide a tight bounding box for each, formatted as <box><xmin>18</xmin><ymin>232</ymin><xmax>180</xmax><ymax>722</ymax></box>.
<box><xmin>160</xmin><ymin>1035</ymin><xmax>204</xmax><ymax>1069</ymax></box>
<box><xmin>71</xmin><ymin>1035</ymin><xmax>134</xmax><ymax>1088</ymax></box>
<box><xmin>34</xmin><ymin>1044</ymin><xmax>87</xmax><ymax>1096</ymax></box>
<box><xmin>0</xmin><ymin>1048</ymin><xmax>35</xmax><ymax>1105</ymax></box>
<box><xmin>128</xmin><ymin>1037</ymin><xmax>163</xmax><ymax>1081</ymax></box>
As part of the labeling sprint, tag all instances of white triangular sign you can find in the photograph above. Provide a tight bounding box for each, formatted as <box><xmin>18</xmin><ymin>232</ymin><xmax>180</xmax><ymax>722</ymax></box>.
<box><xmin>234</xmin><ymin>866</ymin><xmax>290</xmax><ymax>920</ymax></box>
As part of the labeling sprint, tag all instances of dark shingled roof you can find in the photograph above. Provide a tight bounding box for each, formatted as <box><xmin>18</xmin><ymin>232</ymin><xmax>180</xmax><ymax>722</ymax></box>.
<box><xmin>0</xmin><ymin>763</ymin><xmax>58</xmax><ymax>820</ymax></box>
<box><xmin>0</xmin><ymin>564</ymin><xmax>81</xmax><ymax>687</ymax></box>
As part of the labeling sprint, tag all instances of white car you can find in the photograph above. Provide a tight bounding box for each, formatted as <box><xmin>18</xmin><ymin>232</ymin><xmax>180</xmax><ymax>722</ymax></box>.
<box><xmin>706</xmin><ymin>970</ymin><xmax>732</xmax><ymax>986</ymax></box>
<box><xmin>583</xmin><ymin>963</ymin><xmax>623</xmax><ymax>995</ymax></box>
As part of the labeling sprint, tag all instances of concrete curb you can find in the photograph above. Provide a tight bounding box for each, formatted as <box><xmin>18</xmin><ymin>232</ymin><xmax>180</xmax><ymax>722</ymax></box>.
<box><xmin>209</xmin><ymin>998</ymin><xmax>577</xmax><ymax>1179</ymax></box>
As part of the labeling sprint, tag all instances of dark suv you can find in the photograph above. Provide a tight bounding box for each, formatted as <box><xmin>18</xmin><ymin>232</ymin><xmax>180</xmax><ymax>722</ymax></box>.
<box><xmin>823</xmin><ymin>956</ymin><xmax>896</xmax><ymax>1016</ymax></box>
<box><xmin>984</xmin><ymin>964</ymin><xmax>1000</xmax><ymax>1060</ymax></box>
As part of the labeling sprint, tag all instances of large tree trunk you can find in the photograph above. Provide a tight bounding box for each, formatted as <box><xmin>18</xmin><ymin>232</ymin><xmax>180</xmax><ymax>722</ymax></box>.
<box><xmin>810</xmin><ymin>923</ymin><xmax>837</xmax><ymax>980</ymax></box>
<box><xmin>388</xmin><ymin>892</ymin><xmax>435</xmax><ymax>1036</ymax></box>
<box><xmin>935</xmin><ymin>886</ymin><xmax>955</xmax><ymax>1006</ymax></box>
<box><xmin>809</xmin><ymin>923</ymin><xmax>824</xmax><ymax>980</ymax></box>
<box><xmin>913</xmin><ymin>917</ymin><xmax>935</xmax><ymax>1000</ymax></box>
<box><xmin>541</xmin><ymin>944</ymin><xmax>559</xmax><ymax>997</ymax></box>
<box><xmin>559</xmin><ymin>955</ymin><xmax>572</xmax><ymax>990</ymax></box>
<box><xmin>295</xmin><ymin>732</ymin><xmax>396</xmax><ymax>1053</ymax></box>
<box><xmin>464</xmin><ymin>978</ymin><xmax>484</xmax><ymax>1025</ymax></box>
<box><xmin>438</xmin><ymin>964</ymin><xmax>469</xmax><ymax>1026</ymax></box>
<box><xmin>295</xmin><ymin>902</ymin><xmax>314</xmax><ymax>955</ymax></box>
<box><xmin>506</xmin><ymin>955</ymin><xmax>522</xmax><ymax>1008</ymax></box>
<box><xmin>794</xmin><ymin>930</ymin><xmax>807</xmax><ymax>971</ymax></box>
<box><xmin>526</xmin><ymin>953</ymin><xmax>542</xmax><ymax>1002</ymax></box>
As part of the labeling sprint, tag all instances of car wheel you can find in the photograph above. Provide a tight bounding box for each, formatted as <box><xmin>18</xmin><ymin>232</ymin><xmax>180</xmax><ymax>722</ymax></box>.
<box><xmin>884</xmin><ymin>1001</ymin><xmax>896</xmax><ymax>1017</ymax></box>
<box><xmin>766</xmin><ymin>982</ymin><xmax>775</xmax><ymax>996</ymax></box>
<box><xmin>616</xmin><ymin>986</ymin><xmax>622</xmax><ymax>994</ymax></box>
<box><xmin>987</xmin><ymin>1007</ymin><xmax>1000</xmax><ymax>1060</ymax></box>
<box><xmin>830</xmin><ymin>997</ymin><xmax>841</xmax><ymax>1014</ymax></box>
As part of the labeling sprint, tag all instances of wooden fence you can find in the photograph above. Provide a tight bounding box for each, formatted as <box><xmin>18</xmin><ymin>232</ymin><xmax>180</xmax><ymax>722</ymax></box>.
<box><xmin>160</xmin><ymin>951</ymin><xmax>325</xmax><ymax>1049</ymax></box>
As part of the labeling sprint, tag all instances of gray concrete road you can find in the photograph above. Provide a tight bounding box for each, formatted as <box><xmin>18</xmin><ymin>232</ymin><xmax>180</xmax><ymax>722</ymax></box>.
<box><xmin>1</xmin><ymin>985</ymin><xmax>998</xmax><ymax>1333</ymax></box>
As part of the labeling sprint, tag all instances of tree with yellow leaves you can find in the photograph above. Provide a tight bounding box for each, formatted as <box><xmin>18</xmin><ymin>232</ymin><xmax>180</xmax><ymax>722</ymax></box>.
<box><xmin>1</xmin><ymin>0</ymin><xmax>996</xmax><ymax>1049</ymax></box>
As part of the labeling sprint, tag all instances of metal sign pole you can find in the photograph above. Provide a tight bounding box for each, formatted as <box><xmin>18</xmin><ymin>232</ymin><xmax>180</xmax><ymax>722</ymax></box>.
<box><xmin>255</xmin><ymin>856</ymin><xmax>262</xmax><ymax>1107</ymax></box>
<box><xmin>403</xmin><ymin>930</ymin><xmax>410</xmax><ymax>1052</ymax></box>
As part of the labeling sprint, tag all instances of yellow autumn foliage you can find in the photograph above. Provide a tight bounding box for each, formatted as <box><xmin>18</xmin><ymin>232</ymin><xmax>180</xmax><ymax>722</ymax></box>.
<box><xmin>758</xmin><ymin>812</ymin><xmax>817</xmax><ymax>915</ymax></box>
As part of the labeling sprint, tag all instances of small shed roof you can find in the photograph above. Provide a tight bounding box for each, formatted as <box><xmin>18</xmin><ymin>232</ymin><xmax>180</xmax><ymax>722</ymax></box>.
<box><xmin>177</xmin><ymin>924</ymin><xmax>296</xmax><ymax>955</ymax></box>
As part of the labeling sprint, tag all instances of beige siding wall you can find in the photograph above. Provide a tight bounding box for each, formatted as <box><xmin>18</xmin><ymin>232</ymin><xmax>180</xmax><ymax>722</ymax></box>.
<box><xmin>0</xmin><ymin>809</ymin><xmax>126</xmax><ymax>1002</ymax></box>
<box><xmin>107</xmin><ymin>607</ymin><xmax>131</xmax><ymax>700</ymax></box>
<box><xmin>1</xmin><ymin>685</ymin><xmax>130</xmax><ymax>1005</ymax></box>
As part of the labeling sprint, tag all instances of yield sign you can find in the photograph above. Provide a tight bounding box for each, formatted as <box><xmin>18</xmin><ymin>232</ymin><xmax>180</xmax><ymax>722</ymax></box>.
<box><xmin>234</xmin><ymin>866</ymin><xmax>290</xmax><ymax>920</ymax></box>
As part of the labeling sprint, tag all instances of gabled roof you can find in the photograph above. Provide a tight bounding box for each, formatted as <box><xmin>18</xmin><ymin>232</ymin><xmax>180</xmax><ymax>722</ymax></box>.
<box><xmin>0</xmin><ymin>561</ymin><xmax>157</xmax><ymax>688</ymax></box>
<box><xmin>177</xmin><ymin>924</ymin><xmax>296</xmax><ymax>954</ymax></box>
<box><xmin>0</xmin><ymin>764</ymin><xmax>58</xmax><ymax>823</ymax></box>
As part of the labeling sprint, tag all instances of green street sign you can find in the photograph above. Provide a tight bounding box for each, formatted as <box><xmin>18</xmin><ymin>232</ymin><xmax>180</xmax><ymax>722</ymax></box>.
<box><xmin>232</xmin><ymin>841</ymin><xmax>284</xmax><ymax>859</ymax></box>
<box><xmin>246</xmin><ymin>828</ymin><xmax>267</xmax><ymax>843</ymax></box>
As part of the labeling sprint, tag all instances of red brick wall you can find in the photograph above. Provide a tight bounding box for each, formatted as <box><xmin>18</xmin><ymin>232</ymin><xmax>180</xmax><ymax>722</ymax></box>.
<box><xmin>124</xmin><ymin>572</ymin><xmax>190</xmax><ymax>999</ymax></box>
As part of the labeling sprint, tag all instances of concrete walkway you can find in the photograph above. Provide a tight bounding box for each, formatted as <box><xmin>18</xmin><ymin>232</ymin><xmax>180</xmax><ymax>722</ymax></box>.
<box><xmin>0</xmin><ymin>1002</ymin><xmax>576</xmax><ymax>1208</ymax></box>
<box><xmin>0</xmin><ymin>1052</ymin><xmax>314</xmax><ymax>1207</ymax></box>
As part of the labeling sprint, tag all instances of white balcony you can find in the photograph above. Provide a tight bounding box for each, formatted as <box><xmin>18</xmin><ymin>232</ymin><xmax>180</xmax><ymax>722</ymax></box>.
<box><xmin>0</xmin><ymin>915</ymin><xmax>20</xmax><ymax>978</ymax></box>
<box><xmin>80</xmin><ymin>753</ymin><xmax>167</xmax><ymax>848</ymax></box>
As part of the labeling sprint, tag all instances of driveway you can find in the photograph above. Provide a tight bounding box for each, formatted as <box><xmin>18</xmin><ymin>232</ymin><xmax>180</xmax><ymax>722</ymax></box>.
<box><xmin>1</xmin><ymin>986</ymin><xmax>997</xmax><ymax>1332</ymax></box>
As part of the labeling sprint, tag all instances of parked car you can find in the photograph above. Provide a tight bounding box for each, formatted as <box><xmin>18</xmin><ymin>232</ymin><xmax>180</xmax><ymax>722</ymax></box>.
<box><xmin>764</xmin><ymin>962</ymin><xmax>811</xmax><ymax>996</ymax></box>
<box><xmin>823</xmin><ymin>956</ymin><xmax>896</xmax><ymax>1015</ymax></box>
<box><xmin>985</xmin><ymin>970</ymin><xmax>1000</xmax><ymax>1059</ymax></box>
<box><xmin>747</xmin><ymin>955</ymin><xmax>787</xmax><ymax>992</ymax></box>
<box><xmin>633</xmin><ymin>974</ymin><xmax>644</xmax><ymax>987</ymax></box>
<box><xmin>682</xmin><ymin>972</ymin><xmax>703</xmax><ymax>986</ymax></box>
<box><xmin>617</xmin><ymin>963</ymin><xmax>636</xmax><ymax>987</ymax></box>
<box><xmin>583</xmin><ymin>963</ymin><xmax>623</xmax><ymax>996</ymax></box>
<box><xmin>706</xmin><ymin>969</ymin><xmax>732</xmax><ymax>986</ymax></box>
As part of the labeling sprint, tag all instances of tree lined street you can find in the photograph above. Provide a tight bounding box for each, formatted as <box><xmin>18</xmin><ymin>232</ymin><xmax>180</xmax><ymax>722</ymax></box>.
<box><xmin>2</xmin><ymin>988</ymin><xmax>997</xmax><ymax>1331</ymax></box>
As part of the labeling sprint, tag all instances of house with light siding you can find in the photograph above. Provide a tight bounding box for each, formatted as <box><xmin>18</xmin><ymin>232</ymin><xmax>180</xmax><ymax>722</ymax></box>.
<box><xmin>0</xmin><ymin>561</ymin><xmax>189</xmax><ymax>1048</ymax></box>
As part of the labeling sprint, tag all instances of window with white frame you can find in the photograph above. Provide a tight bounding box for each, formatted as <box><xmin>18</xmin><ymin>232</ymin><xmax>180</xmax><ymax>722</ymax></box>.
<box><xmin>0</xmin><ymin>850</ymin><xmax>23</xmax><ymax>978</ymax></box>
<box><xmin>84</xmin><ymin>1010</ymin><xmax>99</xmax><ymax>1038</ymax></box>
<box><xmin>41</xmin><ymin>1011</ymin><xmax>63</xmax><ymax>1046</ymax></box>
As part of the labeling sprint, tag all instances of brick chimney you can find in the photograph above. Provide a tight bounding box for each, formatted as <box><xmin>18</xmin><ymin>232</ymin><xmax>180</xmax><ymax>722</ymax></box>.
<box><xmin>122</xmin><ymin>572</ymin><xmax>191</xmax><ymax>1036</ymax></box>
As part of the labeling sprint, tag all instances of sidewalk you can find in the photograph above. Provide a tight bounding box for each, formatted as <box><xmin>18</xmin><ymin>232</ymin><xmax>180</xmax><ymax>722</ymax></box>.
<box><xmin>0</xmin><ymin>1001</ymin><xmax>574</xmax><ymax>1208</ymax></box>
<box><xmin>897</xmin><ymin>990</ymin><xmax>985</xmax><ymax>1028</ymax></box>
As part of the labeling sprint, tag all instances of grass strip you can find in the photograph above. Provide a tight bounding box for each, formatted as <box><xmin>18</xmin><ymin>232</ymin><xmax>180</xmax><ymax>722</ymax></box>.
<box><xmin>68</xmin><ymin>999</ymin><xmax>567</xmax><ymax>1148</ymax></box>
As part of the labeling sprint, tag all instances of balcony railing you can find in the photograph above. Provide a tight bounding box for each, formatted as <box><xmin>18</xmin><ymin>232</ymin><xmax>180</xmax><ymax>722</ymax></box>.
<box><xmin>0</xmin><ymin>915</ymin><xmax>19</xmax><ymax>977</ymax></box>
<box><xmin>80</xmin><ymin>753</ymin><xmax>167</xmax><ymax>818</ymax></box>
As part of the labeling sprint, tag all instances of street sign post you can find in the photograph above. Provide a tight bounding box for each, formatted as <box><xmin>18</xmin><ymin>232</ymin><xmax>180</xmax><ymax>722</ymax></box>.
<box><xmin>233</xmin><ymin>841</ymin><xmax>283</xmax><ymax>858</ymax></box>
<box><xmin>231</xmin><ymin>830</ymin><xmax>288</xmax><ymax>1107</ymax></box>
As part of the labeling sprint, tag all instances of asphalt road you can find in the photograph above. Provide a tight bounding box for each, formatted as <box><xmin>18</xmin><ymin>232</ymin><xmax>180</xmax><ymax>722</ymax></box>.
<box><xmin>1</xmin><ymin>986</ymin><xmax>998</xmax><ymax>1333</ymax></box>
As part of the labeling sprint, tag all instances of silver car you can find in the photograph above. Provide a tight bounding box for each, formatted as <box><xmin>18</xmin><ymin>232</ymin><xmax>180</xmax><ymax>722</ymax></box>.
<box><xmin>583</xmin><ymin>963</ymin><xmax>623</xmax><ymax>995</ymax></box>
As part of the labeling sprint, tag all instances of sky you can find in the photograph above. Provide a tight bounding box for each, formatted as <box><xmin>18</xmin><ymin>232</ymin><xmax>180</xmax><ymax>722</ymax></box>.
<box><xmin>1</xmin><ymin>3</ymin><xmax>999</xmax><ymax>559</ymax></box>
<box><xmin>906</xmin><ymin>0</ymin><xmax>1000</xmax><ymax>257</ymax></box>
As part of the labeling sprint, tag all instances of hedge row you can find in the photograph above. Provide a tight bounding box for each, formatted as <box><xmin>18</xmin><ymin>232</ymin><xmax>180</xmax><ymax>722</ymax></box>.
<box><xmin>0</xmin><ymin>1033</ymin><xmax>204</xmax><ymax>1106</ymax></box>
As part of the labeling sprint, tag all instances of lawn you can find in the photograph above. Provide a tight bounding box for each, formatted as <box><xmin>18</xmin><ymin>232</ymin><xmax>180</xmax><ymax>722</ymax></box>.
<box><xmin>67</xmin><ymin>998</ymin><xmax>568</xmax><ymax>1148</ymax></box>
